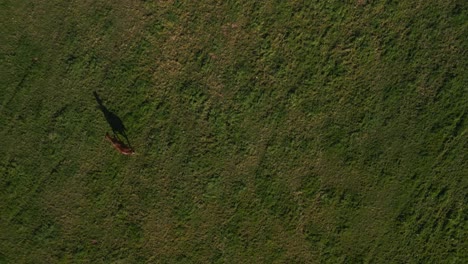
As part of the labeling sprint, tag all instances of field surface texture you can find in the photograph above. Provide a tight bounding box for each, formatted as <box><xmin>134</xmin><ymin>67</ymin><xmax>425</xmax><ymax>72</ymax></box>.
<box><xmin>0</xmin><ymin>0</ymin><xmax>467</xmax><ymax>263</ymax></box>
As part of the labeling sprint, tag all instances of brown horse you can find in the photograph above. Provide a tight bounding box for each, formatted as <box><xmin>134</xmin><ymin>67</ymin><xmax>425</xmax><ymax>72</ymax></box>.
<box><xmin>105</xmin><ymin>133</ymin><xmax>135</xmax><ymax>155</ymax></box>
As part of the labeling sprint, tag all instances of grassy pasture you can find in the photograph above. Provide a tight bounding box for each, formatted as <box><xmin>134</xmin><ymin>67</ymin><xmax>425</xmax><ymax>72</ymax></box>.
<box><xmin>0</xmin><ymin>0</ymin><xmax>467</xmax><ymax>263</ymax></box>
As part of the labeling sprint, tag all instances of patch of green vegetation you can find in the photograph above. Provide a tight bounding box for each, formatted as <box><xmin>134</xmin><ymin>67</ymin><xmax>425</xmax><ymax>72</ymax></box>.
<box><xmin>1</xmin><ymin>0</ymin><xmax>466</xmax><ymax>263</ymax></box>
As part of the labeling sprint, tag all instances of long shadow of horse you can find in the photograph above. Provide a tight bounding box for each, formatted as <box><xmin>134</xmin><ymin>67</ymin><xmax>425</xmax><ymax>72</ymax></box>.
<box><xmin>93</xmin><ymin>91</ymin><xmax>132</xmax><ymax>147</ymax></box>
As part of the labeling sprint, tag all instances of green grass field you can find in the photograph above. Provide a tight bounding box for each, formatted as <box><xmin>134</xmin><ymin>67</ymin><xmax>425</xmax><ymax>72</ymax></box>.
<box><xmin>1</xmin><ymin>0</ymin><xmax>467</xmax><ymax>263</ymax></box>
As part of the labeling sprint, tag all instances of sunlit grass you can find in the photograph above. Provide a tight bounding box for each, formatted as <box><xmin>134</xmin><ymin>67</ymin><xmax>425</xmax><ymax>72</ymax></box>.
<box><xmin>1</xmin><ymin>0</ymin><xmax>466</xmax><ymax>263</ymax></box>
